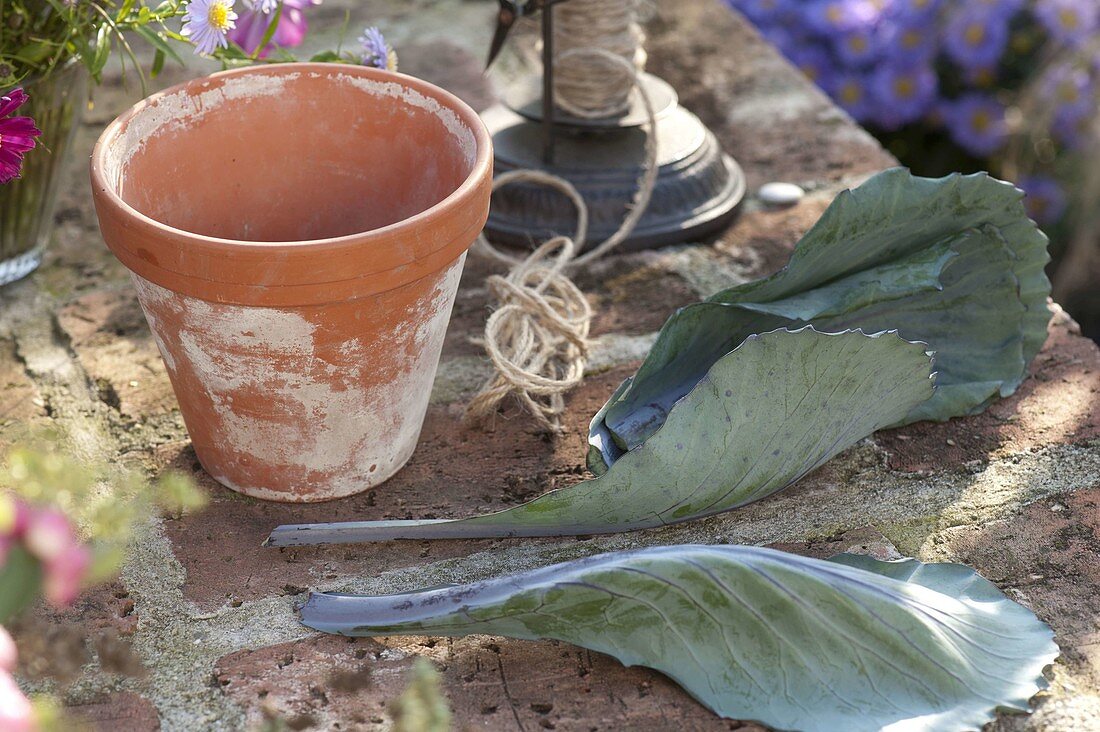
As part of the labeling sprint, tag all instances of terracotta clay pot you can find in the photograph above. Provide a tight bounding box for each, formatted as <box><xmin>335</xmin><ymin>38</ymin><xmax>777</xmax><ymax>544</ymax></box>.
<box><xmin>90</xmin><ymin>64</ymin><xmax>493</xmax><ymax>502</ymax></box>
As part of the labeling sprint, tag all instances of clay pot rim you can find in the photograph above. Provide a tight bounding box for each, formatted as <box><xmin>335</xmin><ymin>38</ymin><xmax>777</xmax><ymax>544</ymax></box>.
<box><xmin>90</xmin><ymin>63</ymin><xmax>493</xmax><ymax>253</ymax></box>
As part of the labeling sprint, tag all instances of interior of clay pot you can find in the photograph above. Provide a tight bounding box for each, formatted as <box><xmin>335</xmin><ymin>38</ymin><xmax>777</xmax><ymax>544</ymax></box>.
<box><xmin>108</xmin><ymin>70</ymin><xmax>478</xmax><ymax>242</ymax></box>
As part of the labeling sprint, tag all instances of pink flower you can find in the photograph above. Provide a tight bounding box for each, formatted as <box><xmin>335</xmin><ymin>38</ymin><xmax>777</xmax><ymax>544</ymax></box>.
<box><xmin>42</xmin><ymin>544</ymin><xmax>91</xmax><ymax>606</ymax></box>
<box><xmin>23</xmin><ymin>508</ymin><xmax>75</xmax><ymax>563</ymax></box>
<box><xmin>0</xmin><ymin>89</ymin><xmax>42</xmax><ymax>185</ymax></box>
<box><xmin>228</xmin><ymin>0</ymin><xmax>320</xmax><ymax>57</ymax></box>
<box><xmin>21</xmin><ymin>507</ymin><xmax>91</xmax><ymax>606</ymax></box>
<box><xmin>0</xmin><ymin>626</ymin><xmax>16</xmax><ymax>674</ymax></box>
<box><xmin>0</xmin><ymin>669</ymin><xmax>33</xmax><ymax>732</ymax></box>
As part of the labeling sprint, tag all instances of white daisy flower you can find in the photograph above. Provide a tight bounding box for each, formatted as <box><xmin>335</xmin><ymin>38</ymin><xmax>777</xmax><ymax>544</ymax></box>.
<box><xmin>250</xmin><ymin>0</ymin><xmax>279</xmax><ymax>14</ymax></box>
<box><xmin>182</xmin><ymin>0</ymin><xmax>238</xmax><ymax>56</ymax></box>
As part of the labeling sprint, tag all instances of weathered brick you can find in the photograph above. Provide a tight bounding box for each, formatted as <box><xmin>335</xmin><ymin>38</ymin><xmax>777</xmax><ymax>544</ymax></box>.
<box><xmin>55</xmin><ymin>289</ymin><xmax>177</xmax><ymax>419</ymax></box>
<box><xmin>6</xmin><ymin>0</ymin><xmax>1098</xmax><ymax>729</ymax></box>
<box><xmin>69</xmin><ymin>691</ymin><xmax>160</xmax><ymax>732</ymax></box>
<box><xmin>215</xmin><ymin>633</ymin><xmax>767</xmax><ymax>731</ymax></box>
<box><xmin>160</xmin><ymin>367</ymin><xmax>635</xmax><ymax>610</ymax></box>
<box><xmin>931</xmin><ymin>488</ymin><xmax>1100</xmax><ymax>689</ymax></box>
<box><xmin>877</xmin><ymin>311</ymin><xmax>1100</xmax><ymax>472</ymax></box>
<box><xmin>0</xmin><ymin>338</ymin><xmax>46</xmax><ymax>448</ymax></box>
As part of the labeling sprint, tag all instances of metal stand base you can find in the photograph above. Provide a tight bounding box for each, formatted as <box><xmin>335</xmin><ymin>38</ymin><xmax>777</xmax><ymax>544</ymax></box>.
<box><xmin>482</xmin><ymin>85</ymin><xmax>746</xmax><ymax>252</ymax></box>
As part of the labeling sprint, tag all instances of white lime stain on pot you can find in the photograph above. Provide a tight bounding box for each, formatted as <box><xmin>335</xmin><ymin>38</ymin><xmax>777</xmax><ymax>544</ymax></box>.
<box><xmin>102</xmin><ymin>73</ymin><xmax>292</xmax><ymax>186</ymax></box>
<box><xmin>130</xmin><ymin>254</ymin><xmax>465</xmax><ymax>501</ymax></box>
<box><xmin>334</xmin><ymin>72</ymin><xmax>477</xmax><ymax>166</ymax></box>
<box><xmin>103</xmin><ymin>70</ymin><xmax>476</xmax><ymax>192</ymax></box>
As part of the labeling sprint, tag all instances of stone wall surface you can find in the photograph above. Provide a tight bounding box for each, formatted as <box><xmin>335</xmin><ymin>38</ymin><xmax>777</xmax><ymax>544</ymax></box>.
<box><xmin>5</xmin><ymin>1</ymin><xmax>1099</xmax><ymax>730</ymax></box>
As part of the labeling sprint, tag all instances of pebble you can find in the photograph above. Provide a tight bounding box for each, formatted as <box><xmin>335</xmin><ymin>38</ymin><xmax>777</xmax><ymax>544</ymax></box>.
<box><xmin>758</xmin><ymin>181</ymin><xmax>805</xmax><ymax>206</ymax></box>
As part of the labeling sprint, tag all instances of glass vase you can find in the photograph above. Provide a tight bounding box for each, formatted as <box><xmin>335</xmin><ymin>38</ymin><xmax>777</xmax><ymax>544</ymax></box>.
<box><xmin>0</xmin><ymin>62</ymin><xmax>85</xmax><ymax>286</ymax></box>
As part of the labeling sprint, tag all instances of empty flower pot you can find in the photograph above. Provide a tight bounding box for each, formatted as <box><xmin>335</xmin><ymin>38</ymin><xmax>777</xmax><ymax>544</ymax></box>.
<box><xmin>91</xmin><ymin>64</ymin><xmax>493</xmax><ymax>502</ymax></box>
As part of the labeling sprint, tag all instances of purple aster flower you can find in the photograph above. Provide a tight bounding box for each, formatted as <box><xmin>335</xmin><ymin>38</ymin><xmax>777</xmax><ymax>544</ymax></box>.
<box><xmin>974</xmin><ymin>0</ymin><xmax>1028</xmax><ymax>15</ymax></box>
<box><xmin>888</xmin><ymin>0</ymin><xmax>940</xmax><ymax>20</ymax></box>
<box><xmin>943</xmin><ymin>7</ymin><xmax>1009</xmax><ymax>69</ymax></box>
<box><xmin>827</xmin><ymin>70</ymin><xmax>876</xmax><ymax>122</ymax></box>
<box><xmin>883</xmin><ymin>19</ymin><xmax>939</xmax><ymax>63</ymax></box>
<box><xmin>1033</xmin><ymin>0</ymin><xmax>1099</xmax><ymax>47</ymax></box>
<box><xmin>728</xmin><ymin>0</ymin><xmax>790</xmax><ymax>25</ymax></box>
<box><xmin>182</xmin><ymin>0</ymin><xmax>238</xmax><ymax>56</ymax></box>
<box><xmin>786</xmin><ymin>43</ymin><xmax>834</xmax><ymax>85</ymax></box>
<box><xmin>947</xmin><ymin>93</ymin><xmax>1008</xmax><ymax>156</ymax></box>
<box><xmin>1018</xmin><ymin>175</ymin><xmax>1068</xmax><ymax>224</ymax></box>
<box><xmin>1051</xmin><ymin>101</ymin><xmax>1092</xmax><ymax>149</ymax></box>
<box><xmin>833</xmin><ymin>25</ymin><xmax>887</xmax><ymax>66</ymax></box>
<box><xmin>759</xmin><ymin>24</ymin><xmax>798</xmax><ymax>55</ymax></box>
<box><xmin>869</xmin><ymin>63</ymin><xmax>938</xmax><ymax>129</ymax></box>
<box><xmin>1042</xmin><ymin>64</ymin><xmax>1095</xmax><ymax>109</ymax></box>
<box><xmin>0</xmin><ymin>88</ymin><xmax>42</xmax><ymax>184</ymax></box>
<box><xmin>359</xmin><ymin>27</ymin><xmax>398</xmax><ymax>71</ymax></box>
<box><xmin>806</xmin><ymin>0</ymin><xmax>882</xmax><ymax>35</ymax></box>
<box><xmin>228</xmin><ymin>0</ymin><xmax>319</xmax><ymax>56</ymax></box>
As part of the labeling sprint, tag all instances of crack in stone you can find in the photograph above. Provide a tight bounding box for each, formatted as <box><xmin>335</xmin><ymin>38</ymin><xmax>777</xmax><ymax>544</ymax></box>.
<box><xmin>0</xmin><ymin>288</ymin><xmax>117</xmax><ymax>463</ymax></box>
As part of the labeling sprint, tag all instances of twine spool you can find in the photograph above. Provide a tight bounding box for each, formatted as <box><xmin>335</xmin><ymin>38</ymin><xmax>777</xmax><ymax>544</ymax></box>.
<box><xmin>553</xmin><ymin>0</ymin><xmax>646</xmax><ymax>118</ymax></box>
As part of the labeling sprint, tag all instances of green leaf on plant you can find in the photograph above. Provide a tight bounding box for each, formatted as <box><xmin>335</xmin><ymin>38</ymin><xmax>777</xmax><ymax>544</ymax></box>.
<box><xmin>309</xmin><ymin>50</ymin><xmax>344</xmax><ymax>63</ymax></box>
<box><xmin>132</xmin><ymin>26</ymin><xmax>185</xmax><ymax>69</ymax></box>
<box><xmin>390</xmin><ymin>658</ymin><xmax>451</xmax><ymax>732</ymax></box>
<box><xmin>250</xmin><ymin>3</ymin><xmax>284</xmax><ymax>61</ymax></box>
<box><xmin>151</xmin><ymin>49</ymin><xmax>165</xmax><ymax>78</ymax></box>
<box><xmin>266</xmin><ymin>327</ymin><xmax>934</xmax><ymax>544</ymax></box>
<box><xmin>590</xmin><ymin>168</ymin><xmax>1050</xmax><ymax>466</ymax></box>
<box><xmin>0</xmin><ymin>546</ymin><xmax>42</xmax><ymax>623</ymax></box>
<box><xmin>300</xmin><ymin>545</ymin><xmax>1058</xmax><ymax>732</ymax></box>
<box><xmin>90</xmin><ymin>23</ymin><xmax>112</xmax><ymax>77</ymax></box>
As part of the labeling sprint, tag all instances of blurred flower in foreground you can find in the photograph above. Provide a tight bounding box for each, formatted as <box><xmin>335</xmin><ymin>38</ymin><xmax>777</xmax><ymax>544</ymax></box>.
<box><xmin>1</xmin><ymin>442</ymin><xmax>205</xmax><ymax>610</ymax></box>
<box><xmin>2</xmin><ymin>496</ymin><xmax>91</xmax><ymax>608</ymax></box>
<box><xmin>0</xmin><ymin>664</ymin><xmax>33</xmax><ymax>732</ymax></box>
<box><xmin>0</xmin><ymin>442</ymin><xmax>203</xmax><ymax>732</ymax></box>
<box><xmin>0</xmin><ymin>626</ymin><xmax>15</xmax><ymax>673</ymax></box>
<box><xmin>1019</xmin><ymin>174</ymin><xmax>1068</xmax><ymax>224</ymax></box>
<box><xmin>360</xmin><ymin>27</ymin><xmax>398</xmax><ymax>71</ymax></box>
<box><xmin>0</xmin><ymin>626</ymin><xmax>32</xmax><ymax>732</ymax></box>
<box><xmin>183</xmin><ymin>0</ymin><xmax>239</xmax><ymax>56</ymax></box>
<box><xmin>948</xmin><ymin>93</ymin><xmax>1009</xmax><ymax>156</ymax></box>
<box><xmin>229</xmin><ymin>0</ymin><xmax>321</xmax><ymax>57</ymax></box>
<box><xmin>0</xmin><ymin>89</ymin><xmax>41</xmax><ymax>185</ymax></box>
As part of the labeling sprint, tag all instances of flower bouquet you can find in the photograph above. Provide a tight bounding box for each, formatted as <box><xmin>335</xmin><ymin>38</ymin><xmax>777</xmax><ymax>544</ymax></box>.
<box><xmin>0</xmin><ymin>0</ymin><xmax>395</xmax><ymax>285</ymax></box>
